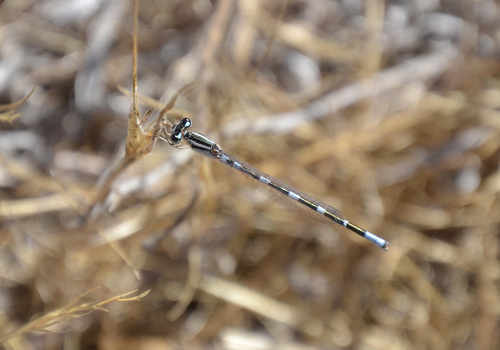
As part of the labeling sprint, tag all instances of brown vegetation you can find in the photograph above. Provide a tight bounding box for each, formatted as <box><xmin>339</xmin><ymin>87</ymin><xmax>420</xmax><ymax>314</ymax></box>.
<box><xmin>1</xmin><ymin>0</ymin><xmax>499</xmax><ymax>349</ymax></box>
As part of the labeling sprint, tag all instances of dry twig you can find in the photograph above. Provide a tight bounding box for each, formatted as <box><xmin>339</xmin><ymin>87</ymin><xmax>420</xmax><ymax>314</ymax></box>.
<box><xmin>0</xmin><ymin>288</ymin><xmax>150</xmax><ymax>344</ymax></box>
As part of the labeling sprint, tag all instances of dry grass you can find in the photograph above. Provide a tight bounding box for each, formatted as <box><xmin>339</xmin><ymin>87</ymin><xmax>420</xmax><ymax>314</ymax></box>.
<box><xmin>1</xmin><ymin>0</ymin><xmax>500</xmax><ymax>349</ymax></box>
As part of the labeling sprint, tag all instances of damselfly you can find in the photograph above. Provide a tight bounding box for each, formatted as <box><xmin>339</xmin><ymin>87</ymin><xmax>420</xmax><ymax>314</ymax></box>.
<box><xmin>161</xmin><ymin>118</ymin><xmax>389</xmax><ymax>251</ymax></box>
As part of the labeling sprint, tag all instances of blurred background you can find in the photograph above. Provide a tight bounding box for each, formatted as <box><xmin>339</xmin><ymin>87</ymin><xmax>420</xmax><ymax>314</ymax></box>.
<box><xmin>1</xmin><ymin>0</ymin><xmax>500</xmax><ymax>349</ymax></box>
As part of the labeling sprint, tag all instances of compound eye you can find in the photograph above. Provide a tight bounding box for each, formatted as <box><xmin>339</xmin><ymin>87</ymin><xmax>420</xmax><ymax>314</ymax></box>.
<box><xmin>170</xmin><ymin>131</ymin><xmax>183</xmax><ymax>144</ymax></box>
<box><xmin>181</xmin><ymin>118</ymin><xmax>192</xmax><ymax>129</ymax></box>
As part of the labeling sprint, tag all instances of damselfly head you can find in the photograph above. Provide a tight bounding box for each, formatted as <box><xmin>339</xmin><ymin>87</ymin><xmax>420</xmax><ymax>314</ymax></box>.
<box><xmin>169</xmin><ymin>117</ymin><xmax>193</xmax><ymax>145</ymax></box>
